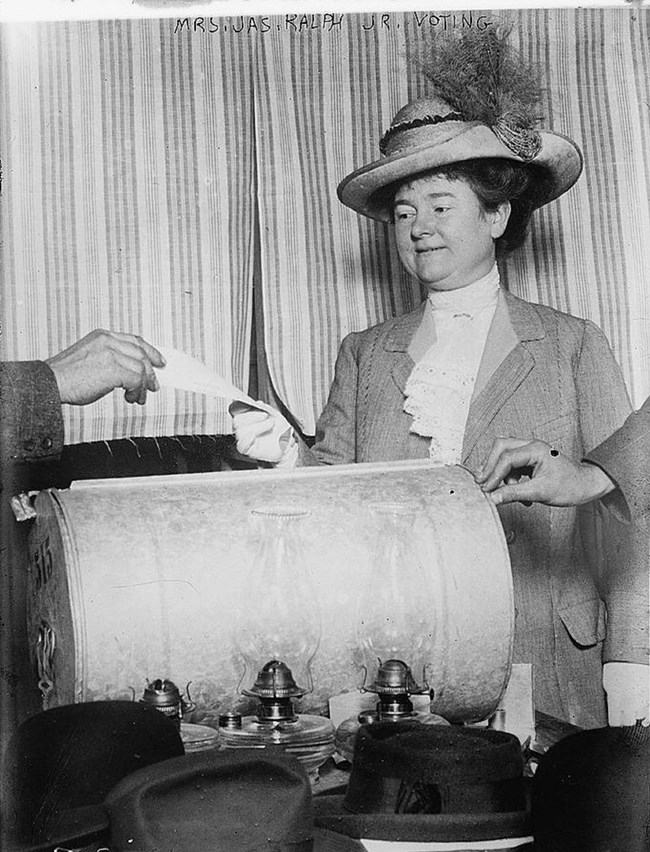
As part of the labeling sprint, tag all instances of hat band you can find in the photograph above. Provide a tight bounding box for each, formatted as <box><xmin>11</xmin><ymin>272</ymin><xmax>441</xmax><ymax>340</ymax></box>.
<box><xmin>379</xmin><ymin>113</ymin><xmax>464</xmax><ymax>155</ymax></box>
<box><xmin>379</xmin><ymin>112</ymin><xmax>545</xmax><ymax>166</ymax></box>
<box><xmin>493</xmin><ymin>118</ymin><xmax>542</xmax><ymax>161</ymax></box>
<box><xmin>345</xmin><ymin>774</ymin><xmax>526</xmax><ymax>818</ymax></box>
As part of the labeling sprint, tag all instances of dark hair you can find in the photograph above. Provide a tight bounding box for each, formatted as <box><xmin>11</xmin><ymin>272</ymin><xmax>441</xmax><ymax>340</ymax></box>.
<box><xmin>383</xmin><ymin>159</ymin><xmax>553</xmax><ymax>253</ymax></box>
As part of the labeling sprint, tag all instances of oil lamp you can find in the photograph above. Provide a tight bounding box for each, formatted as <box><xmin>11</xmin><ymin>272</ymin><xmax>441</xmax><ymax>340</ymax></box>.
<box><xmin>138</xmin><ymin>677</ymin><xmax>195</xmax><ymax>731</ymax></box>
<box><xmin>138</xmin><ymin>677</ymin><xmax>218</xmax><ymax>753</ymax></box>
<box><xmin>358</xmin><ymin>503</ymin><xmax>438</xmax><ymax>712</ymax></box>
<box><xmin>220</xmin><ymin>507</ymin><xmax>335</xmax><ymax>781</ymax></box>
<box><xmin>336</xmin><ymin>503</ymin><xmax>447</xmax><ymax>759</ymax></box>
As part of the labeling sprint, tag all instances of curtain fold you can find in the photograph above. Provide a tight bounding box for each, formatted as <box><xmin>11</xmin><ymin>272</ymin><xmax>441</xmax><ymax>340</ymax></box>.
<box><xmin>0</xmin><ymin>19</ymin><xmax>256</xmax><ymax>442</ymax></box>
<box><xmin>253</xmin><ymin>15</ymin><xmax>422</xmax><ymax>434</ymax></box>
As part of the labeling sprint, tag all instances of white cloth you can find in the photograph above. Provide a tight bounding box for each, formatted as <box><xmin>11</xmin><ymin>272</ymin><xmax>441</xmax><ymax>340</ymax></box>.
<box><xmin>154</xmin><ymin>347</ymin><xmax>293</xmax><ymax>463</ymax></box>
<box><xmin>403</xmin><ymin>267</ymin><xmax>500</xmax><ymax>465</ymax></box>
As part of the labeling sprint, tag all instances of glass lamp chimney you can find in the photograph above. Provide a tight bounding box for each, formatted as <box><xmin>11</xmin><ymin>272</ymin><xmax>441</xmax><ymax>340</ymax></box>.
<box><xmin>357</xmin><ymin>503</ymin><xmax>436</xmax><ymax>710</ymax></box>
<box><xmin>237</xmin><ymin>507</ymin><xmax>320</xmax><ymax>701</ymax></box>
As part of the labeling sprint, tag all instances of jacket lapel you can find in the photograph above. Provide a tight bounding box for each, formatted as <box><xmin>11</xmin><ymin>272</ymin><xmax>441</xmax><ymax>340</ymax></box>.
<box><xmin>472</xmin><ymin>291</ymin><xmax>518</xmax><ymax>401</ymax></box>
<box><xmin>380</xmin><ymin>293</ymin><xmax>547</xmax><ymax>462</ymax></box>
<box><xmin>385</xmin><ymin>304</ymin><xmax>426</xmax><ymax>396</ymax></box>
<box><xmin>462</xmin><ymin>291</ymin><xmax>546</xmax><ymax>462</ymax></box>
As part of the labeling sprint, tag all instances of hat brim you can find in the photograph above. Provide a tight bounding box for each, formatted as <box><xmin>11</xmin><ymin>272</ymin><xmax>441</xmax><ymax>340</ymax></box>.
<box><xmin>2</xmin><ymin>804</ymin><xmax>109</xmax><ymax>852</ymax></box>
<box><xmin>314</xmin><ymin>825</ymin><xmax>367</xmax><ymax>851</ymax></box>
<box><xmin>313</xmin><ymin>793</ymin><xmax>532</xmax><ymax>845</ymax></box>
<box><xmin>337</xmin><ymin>122</ymin><xmax>583</xmax><ymax>221</ymax></box>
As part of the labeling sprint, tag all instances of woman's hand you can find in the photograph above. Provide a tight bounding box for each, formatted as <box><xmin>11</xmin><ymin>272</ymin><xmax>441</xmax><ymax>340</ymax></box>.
<box><xmin>229</xmin><ymin>400</ymin><xmax>296</xmax><ymax>465</ymax></box>
<box><xmin>476</xmin><ymin>437</ymin><xmax>616</xmax><ymax>507</ymax></box>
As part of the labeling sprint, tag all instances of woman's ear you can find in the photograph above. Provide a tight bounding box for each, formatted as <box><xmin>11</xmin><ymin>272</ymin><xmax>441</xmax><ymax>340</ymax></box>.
<box><xmin>490</xmin><ymin>201</ymin><xmax>511</xmax><ymax>240</ymax></box>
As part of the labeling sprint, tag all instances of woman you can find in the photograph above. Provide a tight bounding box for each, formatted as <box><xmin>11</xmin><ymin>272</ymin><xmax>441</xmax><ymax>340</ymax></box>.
<box><xmin>232</xmin><ymin>35</ymin><xmax>636</xmax><ymax>729</ymax></box>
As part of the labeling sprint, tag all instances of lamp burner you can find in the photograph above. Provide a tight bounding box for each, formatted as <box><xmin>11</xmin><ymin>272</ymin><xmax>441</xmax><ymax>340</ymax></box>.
<box><xmin>225</xmin><ymin>661</ymin><xmax>334</xmax><ymax>781</ymax></box>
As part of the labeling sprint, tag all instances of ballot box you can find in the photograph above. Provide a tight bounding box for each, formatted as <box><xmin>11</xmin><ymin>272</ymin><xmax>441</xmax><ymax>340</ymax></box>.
<box><xmin>26</xmin><ymin>459</ymin><xmax>513</xmax><ymax>723</ymax></box>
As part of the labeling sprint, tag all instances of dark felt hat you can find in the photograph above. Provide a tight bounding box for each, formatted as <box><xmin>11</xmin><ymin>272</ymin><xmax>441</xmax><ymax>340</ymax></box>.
<box><xmin>1</xmin><ymin>700</ymin><xmax>185</xmax><ymax>852</ymax></box>
<box><xmin>532</xmin><ymin>722</ymin><xmax>650</xmax><ymax>851</ymax></box>
<box><xmin>314</xmin><ymin>722</ymin><xmax>533</xmax><ymax>849</ymax></box>
<box><xmin>105</xmin><ymin>747</ymin><xmax>364</xmax><ymax>852</ymax></box>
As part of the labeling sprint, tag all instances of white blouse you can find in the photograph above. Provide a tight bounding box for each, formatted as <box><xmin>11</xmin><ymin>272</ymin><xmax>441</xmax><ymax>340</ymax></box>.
<box><xmin>403</xmin><ymin>265</ymin><xmax>500</xmax><ymax>465</ymax></box>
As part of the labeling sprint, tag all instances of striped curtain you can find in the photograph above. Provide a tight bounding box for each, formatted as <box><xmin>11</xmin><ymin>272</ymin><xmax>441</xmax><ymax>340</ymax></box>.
<box><xmin>252</xmin><ymin>17</ymin><xmax>420</xmax><ymax>433</ymax></box>
<box><xmin>1</xmin><ymin>10</ymin><xmax>648</xmax><ymax>442</ymax></box>
<box><xmin>0</xmin><ymin>19</ymin><xmax>255</xmax><ymax>441</ymax></box>
<box><xmin>255</xmin><ymin>8</ymin><xmax>650</xmax><ymax>433</ymax></box>
<box><xmin>506</xmin><ymin>8</ymin><xmax>650</xmax><ymax>405</ymax></box>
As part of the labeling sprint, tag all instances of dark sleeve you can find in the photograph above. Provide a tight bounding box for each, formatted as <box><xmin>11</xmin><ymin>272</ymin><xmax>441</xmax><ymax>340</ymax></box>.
<box><xmin>586</xmin><ymin>396</ymin><xmax>650</xmax><ymax>529</ymax></box>
<box><xmin>0</xmin><ymin>361</ymin><xmax>64</xmax><ymax>465</ymax></box>
<box><xmin>571</xmin><ymin>323</ymin><xmax>648</xmax><ymax>664</ymax></box>
<box><xmin>588</xmin><ymin>400</ymin><xmax>650</xmax><ymax>663</ymax></box>
<box><xmin>298</xmin><ymin>333</ymin><xmax>361</xmax><ymax>467</ymax></box>
<box><xmin>600</xmin><ymin>521</ymin><xmax>649</xmax><ymax>664</ymax></box>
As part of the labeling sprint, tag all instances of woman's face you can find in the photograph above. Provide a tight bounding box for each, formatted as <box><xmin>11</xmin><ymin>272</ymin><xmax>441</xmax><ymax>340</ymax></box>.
<box><xmin>392</xmin><ymin>173</ymin><xmax>510</xmax><ymax>291</ymax></box>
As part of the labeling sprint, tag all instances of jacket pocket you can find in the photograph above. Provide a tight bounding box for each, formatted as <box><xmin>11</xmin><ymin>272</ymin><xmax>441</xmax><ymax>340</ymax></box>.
<box><xmin>557</xmin><ymin>597</ymin><xmax>607</xmax><ymax>648</ymax></box>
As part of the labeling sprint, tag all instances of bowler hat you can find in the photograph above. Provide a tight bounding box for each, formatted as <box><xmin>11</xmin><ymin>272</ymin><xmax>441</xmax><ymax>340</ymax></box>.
<box><xmin>1</xmin><ymin>700</ymin><xmax>185</xmax><ymax>852</ymax></box>
<box><xmin>532</xmin><ymin>722</ymin><xmax>650</xmax><ymax>851</ymax></box>
<box><xmin>314</xmin><ymin>722</ymin><xmax>533</xmax><ymax>849</ymax></box>
<box><xmin>105</xmin><ymin>747</ymin><xmax>364</xmax><ymax>851</ymax></box>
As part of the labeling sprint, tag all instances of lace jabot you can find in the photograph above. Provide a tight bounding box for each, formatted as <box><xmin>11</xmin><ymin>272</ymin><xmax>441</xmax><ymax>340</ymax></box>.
<box><xmin>403</xmin><ymin>266</ymin><xmax>500</xmax><ymax>465</ymax></box>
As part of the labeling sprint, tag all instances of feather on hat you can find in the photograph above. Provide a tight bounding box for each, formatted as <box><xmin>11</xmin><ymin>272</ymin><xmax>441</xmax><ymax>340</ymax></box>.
<box><xmin>338</xmin><ymin>26</ymin><xmax>582</xmax><ymax>221</ymax></box>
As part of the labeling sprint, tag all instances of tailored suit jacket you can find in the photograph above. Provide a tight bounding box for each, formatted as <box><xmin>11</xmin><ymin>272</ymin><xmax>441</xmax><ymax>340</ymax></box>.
<box><xmin>0</xmin><ymin>361</ymin><xmax>64</xmax><ymax>759</ymax></box>
<box><xmin>303</xmin><ymin>289</ymin><xmax>636</xmax><ymax>728</ymax></box>
<box><xmin>586</xmin><ymin>397</ymin><xmax>650</xmax><ymax>668</ymax></box>
<box><xmin>588</xmin><ymin>396</ymin><xmax>650</xmax><ymax>530</ymax></box>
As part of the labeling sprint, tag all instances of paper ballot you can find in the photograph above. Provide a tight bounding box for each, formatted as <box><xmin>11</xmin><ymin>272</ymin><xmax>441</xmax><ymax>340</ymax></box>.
<box><xmin>154</xmin><ymin>346</ymin><xmax>288</xmax><ymax>461</ymax></box>
<box><xmin>155</xmin><ymin>346</ymin><xmax>253</xmax><ymax>404</ymax></box>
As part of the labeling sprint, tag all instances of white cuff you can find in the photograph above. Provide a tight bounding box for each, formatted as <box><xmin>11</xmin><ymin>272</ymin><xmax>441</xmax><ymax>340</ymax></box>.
<box><xmin>603</xmin><ymin>661</ymin><xmax>650</xmax><ymax>727</ymax></box>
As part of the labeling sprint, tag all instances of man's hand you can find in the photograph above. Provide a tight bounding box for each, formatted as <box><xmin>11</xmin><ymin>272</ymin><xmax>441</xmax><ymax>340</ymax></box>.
<box><xmin>46</xmin><ymin>330</ymin><xmax>165</xmax><ymax>406</ymax></box>
<box><xmin>476</xmin><ymin>437</ymin><xmax>616</xmax><ymax>507</ymax></box>
<box><xmin>603</xmin><ymin>662</ymin><xmax>649</xmax><ymax>727</ymax></box>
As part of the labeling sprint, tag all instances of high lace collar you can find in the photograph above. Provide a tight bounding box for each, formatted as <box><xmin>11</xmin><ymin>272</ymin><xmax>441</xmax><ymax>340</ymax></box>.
<box><xmin>427</xmin><ymin>264</ymin><xmax>500</xmax><ymax>314</ymax></box>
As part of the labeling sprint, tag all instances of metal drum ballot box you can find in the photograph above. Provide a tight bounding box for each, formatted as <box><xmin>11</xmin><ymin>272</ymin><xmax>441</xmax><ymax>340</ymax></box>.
<box><xmin>26</xmin><ymin>459</ymin><xmax>513</xmax><ymax>723</ymax></box>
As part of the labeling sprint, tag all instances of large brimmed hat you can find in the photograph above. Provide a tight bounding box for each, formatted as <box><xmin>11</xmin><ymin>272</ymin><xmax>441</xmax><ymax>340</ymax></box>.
<box><xmin>1</xmin><ymin>700</ymin><xmax>185</xmax><ymax>852</ymax></box>
<box><xmin>338</xmin><ymin>96</ymin><xmax>583</xmax><ymax>222</ymax></box>
<box><xmin>105</xmin><ymin>747</ymin><xmax>364</xmax><ymax>852</ymax></box>
<box><xmin>338</xmin><ymin>29</ymin><xmax>583</xmax><ymax>222</ymax></box>
<box><xmin>314</xmin><ymin>722</ymin><xmax>533</xmax><ymax>850</ymax></box>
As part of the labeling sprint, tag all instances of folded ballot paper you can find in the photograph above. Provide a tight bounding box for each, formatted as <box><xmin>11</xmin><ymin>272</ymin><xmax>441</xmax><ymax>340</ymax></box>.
<box><xmin>155</xmin><ymin>346</ymin><xmax>286</xmax><ymax>461</ymax></box>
